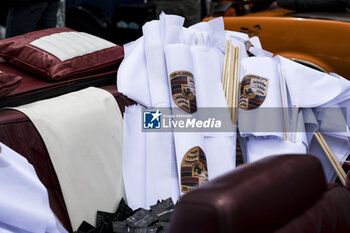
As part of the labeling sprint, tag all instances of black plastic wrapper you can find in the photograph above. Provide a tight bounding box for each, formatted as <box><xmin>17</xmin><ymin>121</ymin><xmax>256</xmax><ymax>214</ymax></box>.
<box><xmin>126</xmin><ymin>208</ymin><xmax>158</xmax><ymax>228</ymax></box>
<box><xmin>74</xmin><ymin>198</ymin><xmax>175</xmax><ymax>233</ymax></box>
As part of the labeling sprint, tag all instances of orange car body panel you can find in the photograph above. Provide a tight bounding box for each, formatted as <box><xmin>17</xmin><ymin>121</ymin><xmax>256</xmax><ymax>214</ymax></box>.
<box><xmin>204</xmin><ymin>10</ymin><xmax>350</xmax><ymax>79</ymax></box>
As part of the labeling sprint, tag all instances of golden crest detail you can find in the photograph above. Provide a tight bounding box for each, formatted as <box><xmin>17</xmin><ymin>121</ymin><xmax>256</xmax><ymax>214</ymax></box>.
<box><xmin>239</xmin><ymin>74</ymin><xmax>268</xmax><ymax>110</ymax></box>
<box><xmin>170</xmin><ymin>71</ymin><xmax>197</xmax><ymax>114</ymax></box>
<box><xmin>181</xmin><ymin>146</ymin><xmax>208</xmax><ymax>193</ymax></box>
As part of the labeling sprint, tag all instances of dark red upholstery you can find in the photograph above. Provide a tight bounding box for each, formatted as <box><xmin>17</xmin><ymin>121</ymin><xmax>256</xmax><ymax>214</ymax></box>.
<box><xmin>0</xmin><ymin>61</ymin><xmax>119</xmax><ymax>108</ymax></box>
<box><xmin>0</xmin><ymin>72</ymin><xmax>22</xmax><ymax>98</ymax></box>
<box><xmin>168</xmin><ymin>155</ymin><xmax>350</xmax><ymax>233</ymax></box>
<box><xmin>275</xmin><ymin>185</ymin><xmax>350</xmax><ymax>233</ymax></box>
<box><xmin>0</xmin><ymin>28</ymin><xmax>124</xmax><ymax>81</ymax></box>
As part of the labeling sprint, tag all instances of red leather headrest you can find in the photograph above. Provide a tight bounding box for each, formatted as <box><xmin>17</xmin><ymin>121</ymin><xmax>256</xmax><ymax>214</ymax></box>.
<box><xmin>168</xmin><ymin>155</ymin><xmax>327</xmax><ymax>233</ymax></box>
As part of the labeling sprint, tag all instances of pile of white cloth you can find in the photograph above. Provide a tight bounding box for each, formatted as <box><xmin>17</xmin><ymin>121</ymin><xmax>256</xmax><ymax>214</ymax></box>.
<box><xmin>118</xmin><ymin>13</ymin><xmax>350</xmax><ymax>208</ymax></box>
<box><xmin>0</xmin><ymin>142</ymin><xmax>67</xmax><ymax>233</ymax></box>
<box><xmin>118</xmin><ymin>13</ymin><xmax>238</xmax><ymax>208</ymax></box>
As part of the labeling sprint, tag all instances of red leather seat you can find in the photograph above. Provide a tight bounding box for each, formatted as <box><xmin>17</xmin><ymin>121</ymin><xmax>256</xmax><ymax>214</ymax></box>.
<box><xmin>168</xmin><ymin>154</ymin><xmax>350</xmax><ymax>233</ymax></box>
<box><xmin>0</xmin><ymin>85</ymin><xmax>135</xmax><ymax>232</ymax></box>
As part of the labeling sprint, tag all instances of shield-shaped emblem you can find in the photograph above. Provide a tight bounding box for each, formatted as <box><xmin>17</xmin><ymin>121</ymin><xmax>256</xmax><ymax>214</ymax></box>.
<box><xmin>239</xmin><ymin>74</ymin><xmax>268</xmax><ymax>110</ymax></box>
<box><xmin>170</xmin><ymin>71</ymin><xmax>197</xmax><ymax>114</ymax></box>
<box><xmin>181</xmin><ymin>146</ymin><xmax>208</xmax><ymax>193</ymax></box>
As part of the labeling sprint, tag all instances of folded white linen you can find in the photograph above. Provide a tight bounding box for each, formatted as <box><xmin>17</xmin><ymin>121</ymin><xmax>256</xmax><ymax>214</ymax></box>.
<box><xmin>309</xmin><ymin>134</ymin><xmax>350</xmax><ymax>182</ymax></box>
<box><xmin>246</xmin><ymin>136</ymin><xmax>307</xmax><ymax>163</ymax></box>
<box><xmin>164</xmin><ymin>43</ymin><xmax>207</xmax><ymax>193</ymax></box>
<box><xmin>225</xmin><ymin>30</ymin><xmax>249</xmax><ymax>43</ymax></box>
<box><xmin>164</xmin><ymin>43</ymin><xmax>195</xmax><ymax>112</ymax></box>
<box><xmin>123</xmin><ymin>108</ymin><xmax>179</xmax><ymax>210</ymax></box>
<box><xmin>187</xmin><ymin>16</ymin><xmax>226</xmax><ymax>51</ymax></box>
<box><xmin>239</xmin><ymin>57</ymin><xmax>308</xmax><ymax>162</ymax></box>
<box><xmin>191</xmin><ymin>45</ymin><xmax>236</xmax><ymax>179</ymax></box>
<box><xmin>144</xmin><ymin>111</ymin><xmax>180</xmax><ymax>205</ymax></box>
<box><xmin>12</xmin><ymin>87</ymin><xmax>125</xmax><ymax>231</ymax></box>
<box><xmin>204</xmin><ymin>137</ymin><xmax>236</xmax><ymax>179</ymax></box>
<box><xmin>120</xmin><ymin>14</ymin><xmax>185</xmax><ymax>207</ymax></box>
<box><xmin>143</xmin><ymin>16</ymin><xmax>182</xmax><ymax>202</ymax></box>
<box><xmin>143</xmin><ymin>20</ymin><xmax>172</xmax><ymax>108</ymax></box>
<box><xmin>117</xmin><ymin>37</ymin><xmax>152</xmax><ymax>107</ymax></box>
<box><xmin>160</xmin><ymin>13</ymin><xmax>185</xmax><ymax>45</ymax></box>
<box><xmin>122</xmin><ymin>105</ymin><xmax>147</xmax><ymax>209</ymax></box>
<box><xmin>277</xmin><ymin>56</ymin><xmax>350</xmax><ymax>182</ymax></box>
<box><xmin>238</xmin><ymin>57</ymin><xmax>284</xmax><ymax>138</ymax></box>
<box><xmin>145</xmin><ymin>130</ymin><xmax>180</xmax><ymax>204</ymax></box>
<box><xmin>304</xmin><ymin>101</ymin><xmax>350</xmax><ymax>183</ymax></box>
<box><xmin>277</xmin><ymin>56</ymin><xmax>344</xmax><ymax>108</ymax></box>
<box><xmin>0</xmin><ymin>142</ymin><xmax>67</xmax><ymax>233</ymax></box>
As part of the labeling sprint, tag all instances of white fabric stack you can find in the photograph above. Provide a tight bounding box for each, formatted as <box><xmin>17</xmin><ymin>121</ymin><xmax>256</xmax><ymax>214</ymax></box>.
<box><xmin>238</xmin><ymin>57</ymin><xmax>307</xmax><ymax>163</ymax></box>
<box><xmin>0</xmin><ymin>142</ymin><xmax>67</xmax><ymax>233</ymax></box>
<box><xmin>277</xmin><ymin>56</ymin><xmax>350</xmax><ymax>182</ymax></box>
<box><xmin>237</xmin><ymin>52</ymin><xmax>350</xmax><ymax>182</ymax></box>
<box><xmin>118</xmin><ymin>13</ymin><xmax>236</xmax><ymax>206</ymax></box>
<box><xmin>119</xmin><ymin>15</ymin><xmax>181</xmax><ymax>209</ymax></box>
<box><xmin>171</xmin><ymin>17</ymin><xmax>236</xmax><ymax>181</ymax></box>
<box><xmin>164</xmin><ymin>43</ymin><xmax>208</xmax><ymax>192</ymax></box>
<box><xmin>119</xmin><ymin>13</ymin><xmax>350</xmax><ymax>207</ymax></box>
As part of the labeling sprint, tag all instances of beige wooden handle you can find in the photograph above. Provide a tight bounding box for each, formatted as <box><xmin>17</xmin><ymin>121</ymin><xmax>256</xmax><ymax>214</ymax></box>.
<box><xmin>314</xmin><ymin>131</ymin><xmax>346</xmax><ymax>185</ymax></box>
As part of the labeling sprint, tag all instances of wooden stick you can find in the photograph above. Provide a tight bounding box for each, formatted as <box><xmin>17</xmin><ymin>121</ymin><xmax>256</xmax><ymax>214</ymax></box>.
<box><xmin>222</xmin><ymin>40</ymin><xmax>230</xmax><ymax>88</ymax></box>
<box><xmin>223</xmin><ymin>42</ymin><xmax>229</xmax><ymax>95</ymax></box>
<box><xmin>226</xmin><ymin>44</ymin><xmax>234</xmax><ymax>121</ymax></box>
<box><xmin>222</xmin><ymin>41</ymin><xmax>240</xmax><ymax>125</ymax></box>
<box><xmin>232</xmin><ymin>46</ymin><xmax>240</xmax><ymax>125</ymax></box>
<box><xmin>316</xmin><ymin>131</ymin><xmax>344</xmax><ymax>175</ymax></box>
<box><xmin>230</xmin><ymin>45</ymin><xmax>236</xmax><ymax>123</ymax></box>
<box><xmin>314</xmin><ymin>131</ymin><xmax>346</xmax><ymax>185</ymax></box>
<box><xmin>228</xmin><ymin>45</ymin><xmax>234</xmax><ymax>121</ymax></box>
<box><xmin>225</xmin><ymin>41</ymin><xmax>233</xmax><ymax>99</ymax></box>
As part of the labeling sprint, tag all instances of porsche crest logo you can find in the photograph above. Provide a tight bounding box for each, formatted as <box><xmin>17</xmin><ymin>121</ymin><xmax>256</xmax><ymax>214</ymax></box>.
<box><xmin>239</xmin><ymin>74</ymin><xmax>268</xmax><ymax>110</ymax></box>
<box><xmin>170</xmin><ymin>71</ymin><xmax>197</xmax><ymax>114</ymax></box>
<box><xmin>181</xmin><ymin>146</ymin><xmax>208</xmax><ymax>193</ymax></box>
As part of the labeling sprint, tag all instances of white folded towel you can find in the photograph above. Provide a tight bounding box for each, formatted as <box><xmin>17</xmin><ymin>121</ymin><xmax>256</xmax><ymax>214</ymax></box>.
<box><xmin>0</xmin><ymin>142</ymin><xmax>67</xmax><ymax>233</ymax></box>
<box><xmin>12</xmin><ymin>87</ymin><xmax>125</xmax><ymax>231</ymax></box>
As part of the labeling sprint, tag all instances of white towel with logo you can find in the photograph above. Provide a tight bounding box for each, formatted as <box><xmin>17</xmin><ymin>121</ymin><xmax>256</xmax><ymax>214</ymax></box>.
<box><xmin>164</xmin><ymin>43</ymin><xmax>207</xmax><ymax>192</ymax></box>
<box><xmin>0</xmin><ymin>142</ymin><xmax>67</xmax><ymax>233</ymax></box>
<box><xmin>165</xmin><ymin>17</ymin><xmax>236</xmax><ymax>184</ymax></box>
<box><xmin>12</xmin><ymin>87</ymin><xmax>125</xmax><ymax>231</ymax></box>
<box><xmin>238</xmin><ymin>57</ymin><xmax>307</xmax><ymax>162</ymax></box>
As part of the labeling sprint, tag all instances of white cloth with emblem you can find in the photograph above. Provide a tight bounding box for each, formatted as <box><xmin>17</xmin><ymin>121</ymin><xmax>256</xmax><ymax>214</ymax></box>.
<box><xmin>238</xmin><ymin>57</ymin><xmax>308</xmax><ymax>163</ymax></box>
<box><xmin>164</xmin><ymin>43</ymin><xmax>208</xmax><ymax>193</ymax></box>
<box><xmin>119</xmin><ymin>13</ymin><xmax>237</xmax><ymax>203</ymax></box>
<box><xmin>0</xmin><ymin>142</ymin><xmax>67</xmax><ymax>233</ymax></box>
<box><xmin>164</xmin><ymin>15</ymin><xmax>236</xmax><ymax>190</ymax></box>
